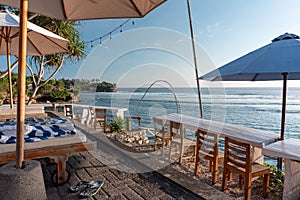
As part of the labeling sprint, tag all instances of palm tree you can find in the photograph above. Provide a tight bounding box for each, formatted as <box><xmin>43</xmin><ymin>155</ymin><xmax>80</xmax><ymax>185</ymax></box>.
<box><xmin>27</xmin><ymin>15</ymin><xmax>85</xmax><ymax>104</ymax></box>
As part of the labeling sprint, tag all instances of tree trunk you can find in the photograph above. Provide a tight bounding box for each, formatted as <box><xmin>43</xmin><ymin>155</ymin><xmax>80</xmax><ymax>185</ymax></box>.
<box><xmin>27</xmin><ymin>86</ymin><xmax>39</xmax><ymax>105</ymax></box>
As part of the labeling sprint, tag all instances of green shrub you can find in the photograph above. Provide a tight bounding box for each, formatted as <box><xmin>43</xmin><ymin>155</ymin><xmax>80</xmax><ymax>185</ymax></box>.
<box><xmin>255</xmin><ymin>163</ymin><xmax>284</xmax><ymax>195</ymax></box>
<box><xmin>109</xmin><ymin>117</ymin><xmax>126</xmax><ymax>133</ymax></box>
<box><xmin>0</xmin><ymin>93</ymin><xmax>3</xmax><ymax>100</ymax></box>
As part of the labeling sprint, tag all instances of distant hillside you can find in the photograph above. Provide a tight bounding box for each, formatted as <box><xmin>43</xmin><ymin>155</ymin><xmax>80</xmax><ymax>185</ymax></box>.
<box><xmin>96</xmin><ymin>81</ymin><xmax>117</xmax><ymax>92</ymax></box>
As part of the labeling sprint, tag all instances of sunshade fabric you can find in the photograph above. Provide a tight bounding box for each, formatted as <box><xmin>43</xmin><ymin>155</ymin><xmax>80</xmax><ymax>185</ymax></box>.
<box><xmin>200</xmin><ymin>33</ymin><xmax>300</xmax><ymax>81</ymax></box>
<box><xmin>0</xmin><ymin>0</ymin><xmax>167</xmax><ymax>21</ymax></box>
<box><xmin>0</xmin><ymin>11</ymin><xmax>68</xmax><ymax>55</ymax></box>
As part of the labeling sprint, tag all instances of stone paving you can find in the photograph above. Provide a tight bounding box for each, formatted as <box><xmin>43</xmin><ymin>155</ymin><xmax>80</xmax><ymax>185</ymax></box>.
<box><xmin>42</xmin><ymin>113</ymin><xmax>231</xmax><ymax>200</ymax></box>
<box><xmin>41</xmin><ymin>152</ymin><xmax>203</xmax><ymax>200</ymax></box>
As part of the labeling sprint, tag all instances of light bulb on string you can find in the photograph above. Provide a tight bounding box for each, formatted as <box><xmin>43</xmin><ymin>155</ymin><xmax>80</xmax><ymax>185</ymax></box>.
<box><xmin>120</xmin><ymin>25</ymin><xmax>123</xmax><ymax>33</ymax></box>
<box><xmin>99</xmin><ymin>37</ymin><xmax>102</xmax><ymax>46</ymax></box>
<box><xmin>110</xmin><ymin>32</ymin><xmax>112</xmax><ymax>41</ymax></box>
<box><xmin>132</xmin><ymin>21</ymin><xmax>135</xmax><ymax>25</ymax></box>
<box><xmin>91</xmin><ymin>41</ymin><xmax>93</xmax><ymax>48</ymax></box>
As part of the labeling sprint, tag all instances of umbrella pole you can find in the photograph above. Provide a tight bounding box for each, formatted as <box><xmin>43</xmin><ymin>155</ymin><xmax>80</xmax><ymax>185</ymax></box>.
<box><xmin>280</xmin><ymin>73</ymin><xmax>288</xmax><ymax>140</ymax></box>
<box><xmin>186</xmin><ymin>0</ymin><xmax>204</xmax><ymax>118</ymax></box>
<box><xmin>16</xmin><ymin>0</ymin><xmax>28</xmax><ymax>169</ymax></box>
<box><xmin>6</xmin><ymin>37</ymin><xmax>14</xmax><ymax>109</ymax></box>
<box><xmin>277</xmin><ymin>72</ymin><xmax>288</xmax><ymax>174</ymax></box>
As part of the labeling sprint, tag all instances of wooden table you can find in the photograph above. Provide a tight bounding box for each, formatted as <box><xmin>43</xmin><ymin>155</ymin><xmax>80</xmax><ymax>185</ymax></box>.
<box><xmin>263</xmin><ymin>138</ymin><xmax>300</xmax><ymax>200</ymax></box>
<box><xmin>154</xmin><ymin>113</ymin><xmax>279</xmax><ymax>163</ymax></box>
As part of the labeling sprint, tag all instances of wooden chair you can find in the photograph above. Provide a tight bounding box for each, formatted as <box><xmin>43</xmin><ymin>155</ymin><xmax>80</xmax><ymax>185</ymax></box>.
<box><xmin>168</xmin><ymin>121</ymin><xmax>196</xmax><ymax>163</ymax></box>
<box><xmin>194</xmin><ymin>129</ymin><xmax>224</xmax><ymax>185</ymax></box>
<box><xmin>64</xmin><ymin>105</ymin><xmax>73</xmax><ymax>119</ymax></box>
<box><xmin>153</xmin><ymin>118</ymin><xmax>171</xmax><ymax>153</ymax></box>
<box><xmin>93</xmin><ymin>108</ymin><xmax>107</xmax><ymax>132</ymax></box>
<box><xmin>222</xmin><ymin>137</ymin><xmax>270</xmax><ymax>200</ymax></box>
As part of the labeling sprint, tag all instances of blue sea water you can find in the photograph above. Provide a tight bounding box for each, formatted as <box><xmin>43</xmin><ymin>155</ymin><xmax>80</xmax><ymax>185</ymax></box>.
<box><xmin>79</xmin><ymin>87</ymin><xmax>300</xmax><ymax>140</ymax></box>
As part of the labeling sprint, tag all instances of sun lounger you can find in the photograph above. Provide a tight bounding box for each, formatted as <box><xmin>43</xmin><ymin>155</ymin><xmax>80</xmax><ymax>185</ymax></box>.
<box><xmin>0</xmin><ymin>104</ymin><xmax>47</xmax><ymax>121</ymax></box>
<box><xmin>0</xmin><ymin>125</ymin><xmax>97</xmax><ymax>185</ymax></box>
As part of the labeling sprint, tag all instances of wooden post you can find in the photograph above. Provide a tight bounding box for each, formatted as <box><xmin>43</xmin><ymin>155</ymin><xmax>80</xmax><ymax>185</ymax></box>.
<box><xmin>278</xmin><ymin>72</ymin><xmax>288</xmax><ymax>174</ymax></box>
<box><xmin>186</xmin><ymin>0</ymin><xmax>204</xmax><ymax>118</ymax></box>
<box><xmin>16</xmin><ymin>0</ymin><xmax>28</xmax><ymax>169</ymax></box>
<box><xmin>6</xmin><ymin>31</ymin><xmax>13</xmax><ymax>109</ymax></box>
<box><xmin>280</xmin><ymin>72</ymin><xmax>288</xmax><ymax>140</ymax></box>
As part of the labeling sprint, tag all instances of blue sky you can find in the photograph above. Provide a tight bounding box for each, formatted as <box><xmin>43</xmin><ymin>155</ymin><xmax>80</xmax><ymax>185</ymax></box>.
<box><xmin>4</xmin><ymin>0</ymin><xmax>300</xmax><ymax>87</ymax></box>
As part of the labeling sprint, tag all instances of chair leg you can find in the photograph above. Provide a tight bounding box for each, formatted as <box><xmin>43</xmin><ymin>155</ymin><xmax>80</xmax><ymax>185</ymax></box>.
<box><xmin>169</xmin><ymin>142</ymin><xmax>173</xmax><ymax>161</ymax></box>
<box><xmin>244</xmin><ymin>174</ymin><xmax>252</xmax><ymax>200</ymax></box>
<box><xmin>262</xmin><ymin>173</ymin><xmax>270</xmax><ymax>198</ymax></box>
<box><xmin>239</xmin><ymin>175</ymin><xmax>244</xmax><ymax>185</ymax></box>
<box><xmin>222</xmin><ymin>167</ymin><xmax>228</xmax><ymax>191</ymax></box>
<box><xmin>103</xmin><ymin>121</ymin><xmax>106</xmax><ymax>133</ymax></box>
<box><xmin>194</xmin><ymin>144</ymin><xmax>201</xmax><ymax>176</ymax></box>
<box><xmin>209</xmin><ymin>161</ymin><xmax>213</xmax><ymax>172</ymax></box>
<box><xmin>212</xmin><ymin>159</ymin><xmax>218</xmax><ymax>185</ymax></box>
<box><xmin>154</xmin><ymin>137</ymin><xmax>157</xmax><ymax>151</ymax></box>
<box><xmin>194</xmin><ymin>157</ymin><xmax>200</xmax><ymax>176</ymax></box>
<box><xmin>179</xmin><ymin>145</ymin><xmax>184</xmax><ymax>164</ymax></box>
<box><xmin>228</xmin><ymin>171</ymin><xmax>232</xmax><ymax>181</ymax></box>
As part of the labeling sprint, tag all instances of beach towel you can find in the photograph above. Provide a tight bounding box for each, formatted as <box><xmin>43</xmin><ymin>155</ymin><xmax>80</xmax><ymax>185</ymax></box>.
<box><xmin>0</xmin><ymin>124</ymin><xmax>77</xmax><ymax>144</ymax></box>
<box><xmin>1</xmin><ymin>117</ymin><xmax>71</xmax><ymax>126</ymax></box>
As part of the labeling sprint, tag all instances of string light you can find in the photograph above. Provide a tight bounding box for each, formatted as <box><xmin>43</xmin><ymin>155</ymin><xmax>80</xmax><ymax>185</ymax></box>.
<box><xmin>99</xmin><ymin>37</ymin><xmax>102</xmax><ymax>46</ymax></box>
<box><xmin>84</xmin><ymin>18</ymin><xmax>132</xmax><ymax>48</ymax></box>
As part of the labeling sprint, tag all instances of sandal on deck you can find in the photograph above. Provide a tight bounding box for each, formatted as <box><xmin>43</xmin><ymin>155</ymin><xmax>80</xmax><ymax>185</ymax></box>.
<box><xmin>79</xmin><ymin>180</ymin><xmax>104</xmax><ymax>198</ymax></box>
<box><xmin>69</xmin><ymin>181</ymin><xmax>90</xmax><ymax>192</ymax></box>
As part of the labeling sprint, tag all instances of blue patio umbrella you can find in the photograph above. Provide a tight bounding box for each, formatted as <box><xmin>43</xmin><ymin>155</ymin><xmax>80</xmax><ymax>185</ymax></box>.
<box><xmin>199</xmin><ymin>33</ymin><xmax>300</xmax><ymax>172</ymax></box>
<box><xmin>200</xmin><ymin>33</ymin><xmax>300</xmax><ymax>141</ymax></box>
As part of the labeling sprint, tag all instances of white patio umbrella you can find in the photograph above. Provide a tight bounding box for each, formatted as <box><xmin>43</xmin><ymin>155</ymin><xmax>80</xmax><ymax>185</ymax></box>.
<box><xmin>0</xmin><ymin>10</ymin><xmax>69</xmax><ymax>109</ymax></box>
<box><xmin>200</xmin><ymin>33</ymin><xmax>300</xmax><ymax>141</ymax></box>
<box><xmin>0</xmin><ymin>0</ymin><xmax>166</xmax><ymax>168</ymax></box>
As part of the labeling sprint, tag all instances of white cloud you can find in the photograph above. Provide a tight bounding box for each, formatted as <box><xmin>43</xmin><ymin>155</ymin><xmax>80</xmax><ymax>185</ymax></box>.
<box><xmin>205</xmin><ymin>22</ymin><xmax>220</xmax><ymax>37</ymax></box>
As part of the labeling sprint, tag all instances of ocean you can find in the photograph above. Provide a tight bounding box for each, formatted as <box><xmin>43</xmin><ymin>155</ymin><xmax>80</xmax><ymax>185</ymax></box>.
<box><xmin>79</xmin><ymin>87</ymin><xmax>300</xmax><ymax>140</ymax></box>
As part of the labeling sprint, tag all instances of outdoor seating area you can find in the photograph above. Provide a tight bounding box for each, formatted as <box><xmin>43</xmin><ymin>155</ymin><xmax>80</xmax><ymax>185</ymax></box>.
<box><xmin>0</xmin><ymin>103</ymin><xmax>288</xmax><ymax>199</ymax></box>
<box><xmin>1</xmin><ymin>1</ymin><xmax>300</xmax><ymax>199</ymax></box>
<box><xmin>152</xmin><ymin>113</ymin><xmax>283</xmax><ymax>199</ymax></box>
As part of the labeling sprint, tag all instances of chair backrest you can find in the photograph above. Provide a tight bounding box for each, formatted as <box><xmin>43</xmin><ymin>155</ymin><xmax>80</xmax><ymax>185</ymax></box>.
<box><xmin>95</xmin><ymin>108</ymin><xmax>106</xmax><ymax>121</ymax></box>
<box><xmin>88</xmin><ymin>107</ymin><xmax>96</xmax><ymax>119</ymax></box>
<box><xmin>153</xmin><ymin>118</ymin><xmax>165</xmax><ymax>135</ymax></box>
<box><xmin>224</xmin><ymin>137</ymin><xmax>252</xmax><ymax>174</ymax></box>
<box><xmin>170</xmin><ymin>121</ymin><xmax>181</xmax><ymax>138</ymax></box>
<box><xmin>196</xmin><ymin>129</ymin><xmax>219</xmax><ymax>157</ymax></box>
<box><xmin>64</xmin><ymin>105</ymin><xmax>73</xmax><ymax>119</ymax></box>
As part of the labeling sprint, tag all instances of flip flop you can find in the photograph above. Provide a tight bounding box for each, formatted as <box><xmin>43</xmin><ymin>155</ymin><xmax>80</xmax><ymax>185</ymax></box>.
<box><xmin>79</xmin><ymin>180</ymin><xmax>104</xmax><ymax>198</ymax></box>
<box><xmin>69</xmin><ymin>181</ymin><xmax>90</xmax><ymax>192</ymax></box>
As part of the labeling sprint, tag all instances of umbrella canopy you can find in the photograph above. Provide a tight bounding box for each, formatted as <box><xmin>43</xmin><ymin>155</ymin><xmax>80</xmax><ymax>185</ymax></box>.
<box><xmin>0</xmin><ymin>10</ymin><xmax>68</xmax><ymax>109</ymax></box>
<box><xmin>0</xmin><ymin>0</ymin><xmax>166</xmax><ymax>169</ymax></box>
<box><xmin>201</xmin><ymin>33</ymin><xmax>300</xmax><ymax>81</ymax></box>
<box><xmin>0</xmin><ymin>0</ymin><xmax>166</xmax><ymax>21</ymax></box>
<box><xmin>199</xmin><ymin>33</ymin><xmax>300</xmax><ymax>141</ymax></box>
<box><xmin>0</xmin><ymin>11</ymin><xmax>69</xmax><ymax>55</ymax></box>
